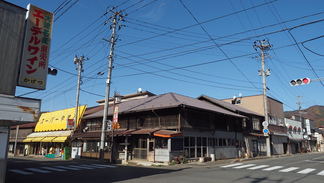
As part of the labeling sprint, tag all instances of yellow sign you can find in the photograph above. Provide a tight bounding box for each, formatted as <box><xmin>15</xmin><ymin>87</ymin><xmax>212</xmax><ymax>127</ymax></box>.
<box><xmin>34</xmin><ymin>105</ymin><xmax>87</xmax><ymax>132</ymax></box>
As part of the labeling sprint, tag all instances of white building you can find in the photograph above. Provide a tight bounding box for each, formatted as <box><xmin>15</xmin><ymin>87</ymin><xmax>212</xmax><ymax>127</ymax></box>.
<box><xmin>284</xmin><ymin>118</ymin><xmax>303</xmax><ymax>154</ymax></box>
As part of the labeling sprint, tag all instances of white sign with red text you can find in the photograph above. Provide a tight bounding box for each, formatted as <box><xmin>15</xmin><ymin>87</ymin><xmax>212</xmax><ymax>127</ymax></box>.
<box><xmin>18</xmin><ymin>4</ymin><xmax>54</xmax><ymax>90</ymax></box>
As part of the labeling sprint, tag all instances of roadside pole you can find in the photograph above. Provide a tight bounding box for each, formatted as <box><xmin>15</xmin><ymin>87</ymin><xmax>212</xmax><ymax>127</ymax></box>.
<box><xmin>254</xmin><ymin>39</ymin><xmax>271</xmax><ymax>157</ymax></box>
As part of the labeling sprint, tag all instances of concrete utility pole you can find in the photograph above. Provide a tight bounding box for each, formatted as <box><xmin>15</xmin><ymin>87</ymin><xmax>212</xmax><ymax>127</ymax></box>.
<box><xmin>13</xmin><ymin>125</ymin><xmax>19</xmax><ymax>156</ymax></box>
<box><xmin>100</xmin><ymin>8</ymin><xmax>126</xmax><ymax>161</ymax></box>
<box><xmin>254</xmin><ymin>39</ymin><xmax>271</xmax><ymax>157</ymax></box>
<box><xmin>74</xmin><ymin>56</ymin><xmax>86</xmax><ymax>130</ymax></box>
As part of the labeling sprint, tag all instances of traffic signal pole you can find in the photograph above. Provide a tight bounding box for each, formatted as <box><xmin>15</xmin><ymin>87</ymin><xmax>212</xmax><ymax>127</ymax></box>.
<box><xmin>254</xmin><ymin>39</ymin><xmax>271</xmax><ymax>157</ymax></box>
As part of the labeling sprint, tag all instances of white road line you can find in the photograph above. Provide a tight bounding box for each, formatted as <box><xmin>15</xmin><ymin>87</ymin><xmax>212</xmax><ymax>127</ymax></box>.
<box><xmin>220</xmin><ymin>163</ymin><xmax>244</xmax><ymax>168</ymax></box>
<box><xmin>317</xmin><ymin>170</ymin><xmax>324</xmax><ymax>176</ymax></box>
<box><xmin>68</xmin><ymin>165</ymin><xmax>94</xmax><ymax>170</ymax></box>
<box><xmin>25</xmin><ymin>168</ymin><xmax>51</xmax><ymax>173</ymax></box>
<box><xmin>248</xmin><ymin>165</ymin><xmax>270</xmax><ymax>170</ymax></box>
<box><xmin>54</xmin><ymin>166</ymin><xmax>80</xmax><ymax>170</ymax></box>
<box><xmin>279</xmin><ymin>167</ymin><xmax>299</xmax><ymax>173</ymax></box>
<box><xmin>233</xmin><ymin>164</ymin><xmax>256</xmax><ymax>169</ymax></box>
<box><xmin>262</xmin><ymin>166</ymin><xmax>284</xmax><ymax>171</ymax></box>
<box><xmin>82</xmin><ymin>164</ymin><xmax>106</xmax><ymax>169</ymax></box>
<box><xmin>41</xmin><ymin>167</ymin><xmax>67</xmax><ymax>172</ymax></box>
<box><xmin>9</xmin><ymin>169</ymin><xmax>34</xmax><ymax>175</ymax></box>
<box><xmin>91</xmin><ymin>164</ymin><xmax>117</xmax><ymax>168</ymax></box>
<box><xmin>297</xmin><ymin>168</ymin><xmax>316</xmax><ymax>174</ymax></box>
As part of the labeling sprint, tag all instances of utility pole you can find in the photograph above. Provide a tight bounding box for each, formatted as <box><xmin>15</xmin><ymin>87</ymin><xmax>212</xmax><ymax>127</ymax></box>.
<box><xmin>13</xmin><ymin>125</ymin><xmax>19</xmax><ymax>156</ymax></box>
<box><xmin>74</xmin><ymin>56</ymin><xmax>86</xmax><ymax>130</ymax></box>
<box><xmin>100</xmin><ymin>8</ymin><xmax>126</xmax><ymax>161</ymax></box>
<box><xmin>254</xmin><ymin>39</ymin><xmax>271</xmax><ymax>157</ymax></box>
<box><xmin>297</xmin><ymin>95</ymin><xmax>306</xmax><ymax>121</ymax></box>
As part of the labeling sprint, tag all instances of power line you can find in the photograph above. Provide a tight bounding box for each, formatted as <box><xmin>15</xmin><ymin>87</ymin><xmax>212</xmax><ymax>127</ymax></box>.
<box><xmin>179</xmin><ymin>0</ymin><xmax>260</xmax><ymax>91</ymax></box>
<box><xmin>288</xmin><ymin>29</ymin><xmax>324</xmax><ymax>87</ymax></box>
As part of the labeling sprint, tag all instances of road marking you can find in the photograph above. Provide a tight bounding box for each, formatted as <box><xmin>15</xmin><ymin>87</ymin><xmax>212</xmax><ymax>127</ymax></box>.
<box><xmin>55</xmin><ymin>165</ymin><xmax>80</xmax><ymax>170</ymax></box>
<box><xmin>279</xmin><ymin>167</ymin><xmax>299</xmax><ymax>172</ymax></box>
<box><xmin>25</xmin><ymin>168</ymin><xmax>51</xmax><ymax>173</ymax></box>
<box><xmin>317</xmin><ymin>170</ymin><xmax>324</xmax><ymax>176</ymax></box>
<box><xmin>91</xmin><ymin>164</ymin><xmax>117</xmax><ymax>168</ymax></box>
<box><xmin>41</xmin><ymin>167</ymin><xmax>67</xmax><ymax>172</ymax></box>
<box><xmin>297</xmin><ymin>168</ymin><xmax>316</xmax><ymax>174</ymax></box>
<box><xmin>262</xmin><ymin>166</ymin><xmax>284</xmax><ymax>171</ymax></box>
<box><xmin>220</xmin><ymin>163</ymin><xmax>244</xmax><ymax>168</ymax></box>
<box><xmin>68</xmin><ymin>165</ymin><xmax>94</xmax><ymax>169</ymax></box>
<box><xmin>9</xmin><ymin>169</ymin><xmax>34</xmax><ymax>175</ymax></box>
<box><xmin>233</xmin><ymin>164</ymin><xmax>256</xmax><ymax>169</ymax></box>
<box><xmin>82</xmin><ymin>164</ymin><xmax>106</xmax><ymax>168</ymax></box>
<box><xmin>248</xmin><ymin>165</ymin><xmax>270</xmax><ymax>170</ymax></box>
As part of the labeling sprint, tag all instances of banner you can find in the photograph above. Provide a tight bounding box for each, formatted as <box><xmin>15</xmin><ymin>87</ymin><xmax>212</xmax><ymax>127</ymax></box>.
<box><xmin>113</xmin><ymin>106</ymin><xmax>119</xmax><ymax>123</ymax></box>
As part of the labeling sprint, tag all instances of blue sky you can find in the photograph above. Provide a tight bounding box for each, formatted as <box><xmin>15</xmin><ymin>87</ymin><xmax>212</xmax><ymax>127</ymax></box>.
<box><xmin>9</xmin><ymin>0</ymin><xmax>324</xmax><ymax>112</ymax></box>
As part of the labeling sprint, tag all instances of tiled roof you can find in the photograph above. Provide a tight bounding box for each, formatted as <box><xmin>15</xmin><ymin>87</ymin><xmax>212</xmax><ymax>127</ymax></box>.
<box><xmin>83</xmin><ymin>93</ymin><xmax>246</xmax><ymax>119</ymax></box>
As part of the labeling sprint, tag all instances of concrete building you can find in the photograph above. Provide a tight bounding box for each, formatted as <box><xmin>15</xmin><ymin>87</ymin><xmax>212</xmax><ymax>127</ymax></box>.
<box><xmin>222</xmin><ymin>95</ymin><xmax>287</xmax><ymax>155</ymax></box>
<box><xmin>284</xmin><ymin>118</ymin><xmax>303</xmax><ymax>154</ymax></box>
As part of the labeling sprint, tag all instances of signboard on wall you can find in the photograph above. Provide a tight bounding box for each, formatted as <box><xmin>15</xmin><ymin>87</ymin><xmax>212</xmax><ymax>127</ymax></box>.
<box><xmin>35</xmin><ymin>105</ymin><xmax>86</xmax><ymax>132</ymax></box>
<box><xmin>0</xmin><ymin>126</ymin><xmax>9</xmax><ymax>159</ymax></box>
<box><xmin>0</xmin><ymin>94</ymin><xmax>41</xmax><ymax>122</ymax></box>
<box><xmin>66</xmin><ymin>119</ymin><xmax>74</xmax><ymax>130</ymax></box>
<box><xmin>18</xmin><ymin>4</ymin><xmax>54</xmax><ymax>90</ymax></box>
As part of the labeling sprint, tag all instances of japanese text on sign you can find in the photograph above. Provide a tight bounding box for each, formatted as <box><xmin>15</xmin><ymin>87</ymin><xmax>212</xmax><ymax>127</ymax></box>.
<box><xmin>18</xmin><ymin>4</ymin><xmax>53</xmax><ymax>90</ymax></box>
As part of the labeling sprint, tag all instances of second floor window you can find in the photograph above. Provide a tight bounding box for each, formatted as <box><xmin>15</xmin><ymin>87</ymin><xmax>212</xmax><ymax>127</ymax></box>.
<box><xmin>252</xmin><ymin>117</ymin><xmax>260</xmax><ymax>130</ymax></box>
<box><xmin>269</xmin><ymin>115</ymin><xmax>276</xmax><ymax>125</ymax></box>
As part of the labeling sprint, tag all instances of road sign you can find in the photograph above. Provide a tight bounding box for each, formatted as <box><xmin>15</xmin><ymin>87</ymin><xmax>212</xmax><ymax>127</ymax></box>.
<box><xmin>262</xmin><ymin>121</ymin><xmax>268</xmax><ymax>127</ymax></box>
<box><xmin>263</xmin><ymin>128</ymin><xmax>269</xmax><ymax>134</ymax></box>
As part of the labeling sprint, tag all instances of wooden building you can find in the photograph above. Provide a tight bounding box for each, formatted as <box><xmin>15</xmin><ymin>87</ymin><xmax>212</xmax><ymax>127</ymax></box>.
<box><xmin>72</xmin><ymin>92</ymin><xmax>246</xmax><ymax>163</ymax></box>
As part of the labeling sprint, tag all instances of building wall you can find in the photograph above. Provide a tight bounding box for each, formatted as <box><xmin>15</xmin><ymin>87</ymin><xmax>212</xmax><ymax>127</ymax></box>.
<box><xmin>222</xmin><ymin>95</ymin><xmax>284</xmax><ymax>126</ymax></box>
<box><xmin>284</xmin><ymin>118</ymin><xmax>303</xmax><ymax>140</ymax></box>
<box><xmin>0</xmin><ymin>1</ymin><xmax>27</xmax><ymax>95</ymax></box>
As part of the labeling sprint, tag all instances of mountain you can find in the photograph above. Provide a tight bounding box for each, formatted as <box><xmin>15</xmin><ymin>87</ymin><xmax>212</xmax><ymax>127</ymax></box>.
<box><xmin>284</xmin><ymin>105</ymin><xmax>324</xmax><ymax>128</ymax></box>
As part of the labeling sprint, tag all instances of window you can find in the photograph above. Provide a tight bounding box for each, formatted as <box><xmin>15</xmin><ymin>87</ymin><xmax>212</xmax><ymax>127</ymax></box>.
<box><xmin>252</xmin><ymin>117</ymin><xmax>260</xmax><ymax>130</ymax></box>
<box><xmin>288</xmin><ymin>126</ymin><xmax>293</xmax><ymax>132</ymax></box>
<box><xmin>242</xmin><ymin>118</ymin><xmax>247</xmax><ymax>129</ymax></box>
<box><xmin>184</xmin><ymin>136</ymin><xmax>196</xmax><ymax>158</ymax></box>
<box><xmin>278</xmin><ymin>118</ymin><xmax>283</xmax><ymax>126</ymax></box>
<box><xmin>293</xmin><ymin>127</ymin><xmax>297</xmax><ymax>134</ymax></box>
<box><xmin>269</xmin><ymin>115</ymin><xmax>277</xmax><ymax>125</ymax></box>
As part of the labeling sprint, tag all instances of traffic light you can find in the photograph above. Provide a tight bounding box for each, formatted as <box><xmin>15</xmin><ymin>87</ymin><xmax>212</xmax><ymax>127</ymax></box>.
<box><xmin>290</xmin><ymin>78</ymin><xmax>310</xmax><ymax>86</ymax></box>
<box><xmin>48</xmin><ymin>68</ymin><xmax>58</xmax><ymax>75</ymax></box>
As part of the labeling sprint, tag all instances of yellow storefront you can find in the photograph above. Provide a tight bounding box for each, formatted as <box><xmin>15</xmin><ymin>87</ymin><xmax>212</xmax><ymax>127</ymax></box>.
<box><xmin>23</xmin><ymin>106</ymin><xmax>86</xmax><ymax>156</ymax></box>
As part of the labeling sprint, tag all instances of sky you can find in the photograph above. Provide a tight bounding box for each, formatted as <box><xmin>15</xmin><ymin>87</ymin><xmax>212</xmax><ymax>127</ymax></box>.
<box><xmin>8</xmin><ymin>0</ymin><xmax>324</xmax><ymax>113</ymax></box>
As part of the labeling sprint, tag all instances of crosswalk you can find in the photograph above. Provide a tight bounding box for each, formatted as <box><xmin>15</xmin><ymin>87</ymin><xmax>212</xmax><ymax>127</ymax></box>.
<box><xmin>8</xmin><ymin>164</ymin><xmax>117</xmax><ymax>175</ymax></box>
<box><xmin>220</xmin><ymin>163</ymin><xmax>324</xmax><ymax>176</ymax></box>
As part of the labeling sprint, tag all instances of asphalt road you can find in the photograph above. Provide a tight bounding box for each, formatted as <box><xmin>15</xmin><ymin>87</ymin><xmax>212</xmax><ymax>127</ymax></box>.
<box><xmin>6</xmin><ymin>153</ymin><xmax>324</xmax><ymax>183</ymax></box>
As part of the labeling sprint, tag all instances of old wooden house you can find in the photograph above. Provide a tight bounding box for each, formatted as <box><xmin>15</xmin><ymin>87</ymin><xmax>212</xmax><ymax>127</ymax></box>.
<box><xmin>72</xmin><ymin>92</ymin><xmax>247</xmax><ymax>163</ymax></box>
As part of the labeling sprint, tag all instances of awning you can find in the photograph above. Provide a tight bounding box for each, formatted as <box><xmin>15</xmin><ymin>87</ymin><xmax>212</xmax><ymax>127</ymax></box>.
<box><xmin>32</xmin><ymin>137</ymin><xmax>45</xmax><ymax>142</ymax></box>
<box><xmin>52</xmin><ymin>136</ymin><xmax>68</xmax><ymax>142</ymax></box>
<box><xmin>23</xmin><ymin>138</ymin><xmax>35</xmax><ymax>142</ymax></box>
<box><xmin>23</xmin><ymin>130</ymin><xmax>72</xmax><ymax>143</ymax></box>
<box><xmin>41</xmin><ymin>137</ymin><xmax>56</xmax><ymax>142</ymax></box>
<box><xmin>153</xmin><ymin>130</ymin><xmax>183</xmax><ymax>138</ymax></box>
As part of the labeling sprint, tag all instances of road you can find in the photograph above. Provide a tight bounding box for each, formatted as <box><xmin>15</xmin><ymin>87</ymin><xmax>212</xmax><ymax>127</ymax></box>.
<box><xmin>6</xmin><ymin>153</ymin><xmax>324</xmax><ymax>183</ymax></box>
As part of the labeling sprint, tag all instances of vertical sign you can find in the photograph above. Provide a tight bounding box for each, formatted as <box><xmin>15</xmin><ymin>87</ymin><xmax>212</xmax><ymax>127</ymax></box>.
<box><xmin>113</xmin><ymin>106</ymin><xmax>119</xmax><ymax>123</ymax></box>
<box><xmin>0</xmin><ymin>126</ymin><xmax>9</xmax><ymax>158</ymax></box>
<box><xmin>18</xmin><ymin>4</ymin><xmax>54</xmax><ymax>90</ymax></box>
<box><xmin>66</xmin><ymin>118</ymin><xmax>74</xmax><ymax>130</ymax></box>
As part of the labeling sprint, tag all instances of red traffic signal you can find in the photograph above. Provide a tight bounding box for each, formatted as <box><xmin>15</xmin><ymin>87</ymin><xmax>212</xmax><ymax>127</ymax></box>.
<box><xmin>290</xmin><ymin>77</ymin><xmax>310</xmax><ymax>86</ymax></box>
